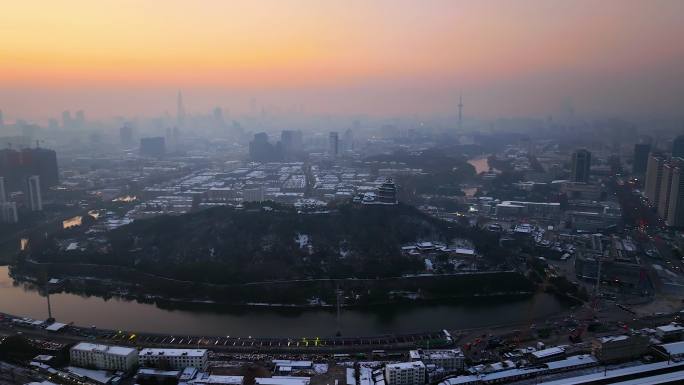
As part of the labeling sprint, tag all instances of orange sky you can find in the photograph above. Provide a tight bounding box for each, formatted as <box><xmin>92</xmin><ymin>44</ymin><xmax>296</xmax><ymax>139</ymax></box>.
<box><xmin>1</xmin><ymin>0</ymin><xmax>683</xmax><ymax>120</ymax></box>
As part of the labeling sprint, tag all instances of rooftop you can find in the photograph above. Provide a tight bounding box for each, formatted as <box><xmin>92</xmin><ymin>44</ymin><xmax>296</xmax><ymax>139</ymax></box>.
<box><xmin>71</xmin><ymin>342</ymin><xmax>136</xmax><ymax>356</ymax></box>
<box><xmin>140</xmin><ymin>348</ymin><xmax>208</xmax><ymax>357</ymax></box>
<box><xmin>386</xmin><ymin>361</ymin><xmax>426</xmax><ymax>370</ymax></box>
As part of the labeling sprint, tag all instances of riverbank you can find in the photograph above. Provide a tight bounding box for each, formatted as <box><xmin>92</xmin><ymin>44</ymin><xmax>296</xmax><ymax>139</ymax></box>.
<box><xmin>10</xmin><ymin>261</ymin><xmax>537</xmax><ymax>308</ymax></box>
<box><xmin>0</xmin><ymin>266</ymin><xmax>567</xmax><ymax>337</ymax></box>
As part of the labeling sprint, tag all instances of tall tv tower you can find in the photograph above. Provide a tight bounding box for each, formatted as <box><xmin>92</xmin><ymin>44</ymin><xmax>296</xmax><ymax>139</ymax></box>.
<box><xmin>177</xmin><ymin>90</ymin><xmax>186</xmax><ymax>128</ymax></box>
<box><xmin>458</xmin><ymin>95</ymin><xmax>463</xmax><ymax>130</ymax></box>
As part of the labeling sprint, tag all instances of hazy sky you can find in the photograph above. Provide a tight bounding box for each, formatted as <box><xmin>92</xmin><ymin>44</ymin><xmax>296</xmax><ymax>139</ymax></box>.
<box><xmin>1</xmin><ymin>0</ymin><xmax>683</xmax><ymax>122</ymax></box>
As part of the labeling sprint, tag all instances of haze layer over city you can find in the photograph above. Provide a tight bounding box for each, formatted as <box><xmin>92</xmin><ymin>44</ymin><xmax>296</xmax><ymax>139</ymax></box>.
<box><xmin>1</xmin><ymin>2</ymin><xmax>684</xmax><ymax>385</ymax></box>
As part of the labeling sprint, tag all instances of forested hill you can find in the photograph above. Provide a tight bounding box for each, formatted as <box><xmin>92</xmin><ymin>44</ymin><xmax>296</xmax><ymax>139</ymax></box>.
<box><xmin>29</xmin><ymin>203</ymin><xmax>506</xmax><ymax>285</ymax></box>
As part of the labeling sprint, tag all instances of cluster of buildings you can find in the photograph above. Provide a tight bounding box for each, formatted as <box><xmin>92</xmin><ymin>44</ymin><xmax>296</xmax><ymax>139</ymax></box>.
<box><xmin>12</xmin><ymin>312</ymin><xmax>684</xmax><ymax>385</ymax></box>
<box><xmin>0</xmin><ymin>174</ymin><xmax>45</xmax><ymax>224</ymax></box>
<box><xmin>123</xmin><ymin>160</ymin><xmax>400</xmax><ymax>219</ymax></box>
<box><xmin>0</xmin><ymin>146</ymin><xmax>57</xmax><ymax>223</ymax></box>
<box><xmin>248</xmin><ymin>130</ymin><xmax>353</xmax><ymax>162</ymax></box>
<box><xmin>643</xmin><ymin>146</ymin><xmax>684</xmax><ymax>227</ymax></box>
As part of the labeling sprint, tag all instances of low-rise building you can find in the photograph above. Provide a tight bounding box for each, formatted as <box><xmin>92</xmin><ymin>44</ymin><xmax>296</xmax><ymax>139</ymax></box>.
<box><xmin>656</xmin><ymin>323</ymin><xmax>684</xmax><ymax>342</ymax></box>
<box><xmin>139</xmin><ymin>348</ymin><xmax>208</xmax><ymax>371</ymax></box>
<box><xmin>255</xmin><ymin>376</ymin><xmax>311</xmax><ymax>385</ymax></box>
<box><xmin>385</xmin><ymin>361</ymin><xmax>426</xmax><ymax>385</ymax></box>
<box><xmin>592</xmin><ymin>334</ymin><xmax>650</xmax><ymax>363</ymax></box>
<box><xmin>70</xmin><ymin>342</ymin><xmax>138</xmax><ymax>372</ymax></box>
<box><xmin>409</xmin><ymin>349</ymin><xmax>465</xmax><ymax>372</ymax></box>
<box><xmin>654</xmin><ymin>340</ymin><xmax>684</xmax><ymax>361</ymax></box>
<box><xmin>527</xmin><ymin>346</ymin><xmax>565</xmax><ymax>363</ymax></box>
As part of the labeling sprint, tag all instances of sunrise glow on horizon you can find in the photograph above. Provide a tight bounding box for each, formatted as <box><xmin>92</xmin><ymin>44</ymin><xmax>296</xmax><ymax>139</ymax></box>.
<box><xmin>1</xmin><ymin>0</ymin><xmax>683</xmax><ymax>119</ymax></box>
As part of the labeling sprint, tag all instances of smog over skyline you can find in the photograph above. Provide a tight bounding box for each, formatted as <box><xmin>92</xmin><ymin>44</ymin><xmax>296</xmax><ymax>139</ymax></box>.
<box><xmin>5</xmin><ymin>0</ymin><xmax>684</xmax><ymax>381</ymax></box>
<box><xmin>1</xmin><ymin>0</ymin><xmax>683</xmax><ymax>123</ymax></box>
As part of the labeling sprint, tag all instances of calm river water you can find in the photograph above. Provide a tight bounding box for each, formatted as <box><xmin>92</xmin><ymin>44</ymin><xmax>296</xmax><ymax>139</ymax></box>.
<box><xmin>0</xmin><ymin>266</ymin><xmax>566</xmax><ymax>337</ymax></box>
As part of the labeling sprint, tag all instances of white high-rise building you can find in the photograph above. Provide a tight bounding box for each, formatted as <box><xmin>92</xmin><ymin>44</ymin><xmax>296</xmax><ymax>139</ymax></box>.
<box><xmin>139</xmin><ymin>348</ymin><xmax>208</xmax><ymax>370</ymax></box>
<box><xmin>384</xmin><ymin>361</ymin><xmax>425</xmax><ymax>385</ymax></box>
<box><xmin>26</xmin><ymin>175</ymin><xmax>42</xmax><ymax>211</ymax></box>
<box><xmin>70</xmin><ymin>343</ymin><xmax>138</xmax><ymax>371</ymax></box>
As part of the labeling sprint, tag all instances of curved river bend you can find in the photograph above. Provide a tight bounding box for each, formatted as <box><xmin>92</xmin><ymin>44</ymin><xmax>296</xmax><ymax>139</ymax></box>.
<box><xmin>0</xmin><ymin>267</ymin><xmax>566</xmax><ymax>337</ymax></box>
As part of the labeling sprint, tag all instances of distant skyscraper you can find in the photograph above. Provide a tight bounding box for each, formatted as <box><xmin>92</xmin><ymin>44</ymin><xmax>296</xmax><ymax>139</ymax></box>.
<box><xmin>343</xmin><ymin>128</ymin><xmax>354</xmax><ymax>151</ymax></box>
<box><xmin>329</xmin><ymin>132</ymin><xmax>339</xmax><ymax>158</ymax></box>
<box><xmin>633</xmin><ymin>143</ymin><xmax>651</xmax><ymax>175</ymax></box>
<box><xmin>458</xmin><ymin>95</ymin><xmax>463</xmax><ymax>129</ymax></box>
<box><xmin>177</xmin><ymin>90</ymin><xmax>186</xmax><ymax>128</ymax></box>
<box><xmin>61</xmin><ymin>110</ymin><xmax>72</xmax><ymax>129</ymax></box>
<box><xmin>249</xmin><ymin>132</ymin><xmax>279</xmax><ymax>162</ymax></box>
<box><xmin>140</xmin><ymin>137</ymin><xmax>166</xmax><ymax>157</ymax></box>
<box><xmin>120</xmin><ymin>124</ymin><xmax>134</xmax><ymax>147</ymax></box>
<box><xmin>665</xmin><ymin>159</ymin><xmax>684</xmax><ymax>227</ymax></box>
<box><xmin>571</xmin><ymin>149</ymin><xmax>591</xmax><ymax>183</ymax></box>
<box><xmin>0</xmin><ymin>148</ymin><xmax>22</xmax><ymax>191</ymax></box>
<box><xmin>658</xmin><ymin>159</ymin><xmax>678</xmax><ymax>221</ymax></box>
<box><xmin>0</xmin><ymin>176</ymin><xmax>6</xmax><ymax>203</ymax></box>
<box><xmin>645</xmin><ymin>153</ymin><xmax>666</xmax><ymax>207</ymax></box>
<box><xmin>213</xmin><ymin>107</ymin><xmax>225</xmax><ymax>128</ymax></box>
<box><xmin>75</xmin><ymin>110</ymin><xmax>85</xmax><ymax>128</ymax></box>
<box><xmin>280</xmin><ymin>130</ymin><xmax>303</xmax><ymax>160</ymax></box>
<box><xmin>26</xmin><ymin>175</ymin><xmax>42</xmax><ymax>211</ymax></box>
<box><xmin>673</xmin><ymin>135</ymin><xmax>684</xmax><ymax>158</ymax></box>
<box><xmin>0</xmin><ymin>109</ymin><xmax>4</xmax><ymax>128</ymax></box>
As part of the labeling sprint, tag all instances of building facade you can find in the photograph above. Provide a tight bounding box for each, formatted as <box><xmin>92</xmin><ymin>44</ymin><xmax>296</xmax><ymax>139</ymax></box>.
<box><xmin>384</xmin><ymin>361</ymin><xmax>426</xmax><ymax>385</ymax></box>
<box><xmin>329</xmin><ymin>132</ymin><xmax>339</xmax><ymax>158</ymax></box>
<box><xmin>26</xmin><ymin>175</ymin><xmax>42</xmax><ymax>211</ymax></box>
<box><xmin>592</xmin><ymin>334</ymin><xmax>649</xmax><ymax>363</ymax></box>
<box><xmin>409</xmin><ymin>349</ymin><xmax>465</xmax><ymax>371</ymax></box>
<box><xmin>645</xmin><ymin>153</ymin><xmax>666</xmax><ymax>207</ymax></box>
<box><xmin>138</xmin><ymin>349</ymin><xmax>208</xmax><ymax>371</ymax></box>
<box><xmin>70</xmin><ymin>342</ymin><xmax>138</xmax><ymax>371</ymax></box>
<box><xmin>633</xmin><ymin>143</ymin><xmax>651</xmax><ymax>175</ymax></box>
<box><xmin>571</xmin><ymin>149</ymin><xmax>591</xmax><ymax>183</ymax></box>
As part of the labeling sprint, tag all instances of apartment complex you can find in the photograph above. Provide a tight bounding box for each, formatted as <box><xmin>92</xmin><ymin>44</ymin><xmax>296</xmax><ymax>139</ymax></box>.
<box><xmin>138</xmin><ymin>348</ymin><xmax>208</xmax><ymax>371</ymax></box>
<box><xmin>70</xmin><ymin>343</ymin><xmax>138</xmax><ymax>372</ymax></box>
<box><xmin>384</xmin><ymin>361</ymin><xmax>426</xmax><ymax>385</ymax></box>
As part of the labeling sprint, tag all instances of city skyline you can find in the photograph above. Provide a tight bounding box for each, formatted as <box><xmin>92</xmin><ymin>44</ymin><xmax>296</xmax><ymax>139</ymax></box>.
<box><xmin>1</xmin><ymin>0</ymin><xmax>683</xmax><ymax>121</ymax></box>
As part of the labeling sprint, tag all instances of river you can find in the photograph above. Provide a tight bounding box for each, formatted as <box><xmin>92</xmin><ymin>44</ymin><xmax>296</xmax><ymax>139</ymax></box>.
<box><xmin>0</xmin><ymin>266</ymin><xmax>566</xmax><ymax>337</ymax></box>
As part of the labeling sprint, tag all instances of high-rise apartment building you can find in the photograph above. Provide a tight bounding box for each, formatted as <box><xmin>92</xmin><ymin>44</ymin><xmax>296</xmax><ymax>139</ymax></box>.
<box><xmin>646</xmin><ymin>155</ymin><xmax>684</xmax><ymax>227</ymax></box>
<box><xmin>26</xmin><ymin>175</ymin><xmax>42</xmax><ymax>211</ymax></box>
<box><xmin>120</xmin><ymin>124</ymin><xmax>134</xmax><ymax>147</ymax></box>
<box><xmin>672</xmin><ymin>135</ymin><xmax>684</xmax><ymax>159</ymax></box>
<box><xmin>660</xmin><ymin>158</ymin><xmax>684</xmax><ymax>227</ymax></box>
<box><xmin>571</xmin><ymin>149</ymin><xmax>591</xmax><ymax>183</ymax></box>
<box><xmin>329</xmin><ymin>132</ymin><xmax>339</xmax><ymax>158</ymax></box>
<box><xmin>633</xmin><ymin>143</ymin><xmax>651</xmax><ymax>175</ymax></box>
<box><xmin>249</xmin><ymin>133</ymin><xmax>279</xmax><ymax>162</ymax></box>
<box><xmin>645</xmin><ymin>153</ymin><xmax>666</xmax><ymax>207</ymax></box>
<box><xmin>280</xmin><ymin>130</ymin><xmax>303</xmax><ymax>160</ymax></box>
<box><xmin>0</xmin><ymin>147</ymin><xmax>58</xmax><ymax>193</ymax></box>
<box><xmin>0</xmin><ymin>176</ymin><xmax>6</xmax><ymax>204</ymax></box>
